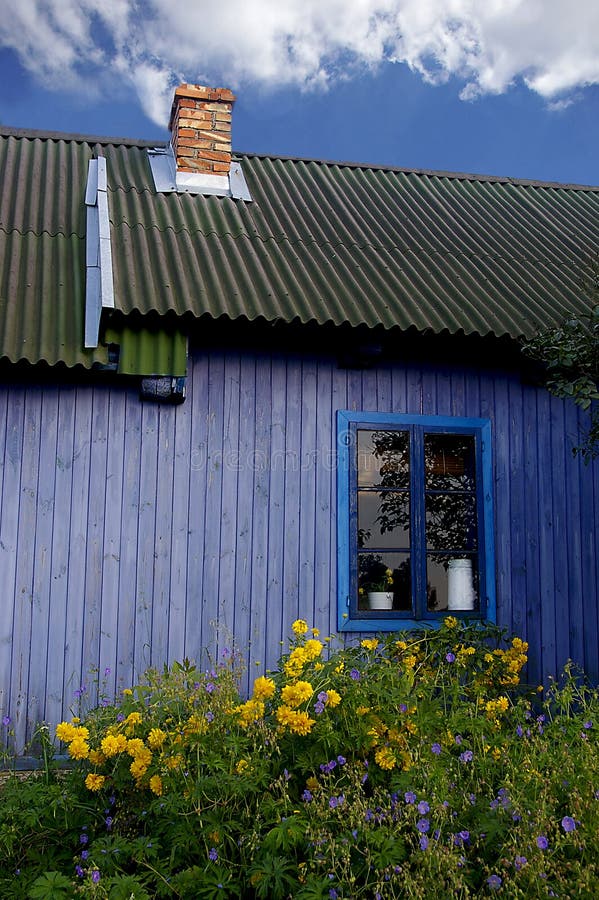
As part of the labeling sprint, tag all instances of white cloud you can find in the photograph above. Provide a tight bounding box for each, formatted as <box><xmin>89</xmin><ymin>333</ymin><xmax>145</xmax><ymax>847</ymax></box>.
<box><xmin>0</xmin><ymin>0</ymin><xmax>598</xmax><ymax>125</ymax></box>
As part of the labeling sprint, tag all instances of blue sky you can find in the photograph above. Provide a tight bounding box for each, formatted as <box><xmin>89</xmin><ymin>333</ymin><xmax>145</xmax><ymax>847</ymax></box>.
<box><xmin>1</xmin><ymin>1</ymin><xmax>598</xmax><ymax>186</ymax></box>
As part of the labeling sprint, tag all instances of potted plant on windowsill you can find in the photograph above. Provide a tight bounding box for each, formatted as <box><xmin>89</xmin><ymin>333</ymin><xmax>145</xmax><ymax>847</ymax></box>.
<box><xmin>365</xmin><ymin>567</ymin><xmax>394</xmax><ymax>610</ymax></box>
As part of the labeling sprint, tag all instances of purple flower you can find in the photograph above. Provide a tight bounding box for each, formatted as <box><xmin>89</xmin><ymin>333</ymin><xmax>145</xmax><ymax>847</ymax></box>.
<box><xmin>302</xmin><ymin>790</ymin><xmax>313</xmax><ymax>802</ymax></box>
<box><xmin>209</xmin><ymin>848</ymin><xmax>218</xmax><ymax>861</ymax></box>
<box><xmin>417</xmin><ymin>818</ymin><xmax>430</xmax><ymax>834</ymax></box>
<box><xmin>514</xmin><ymin>855</ymin><xmax>527</xmax><ymax>871</ymax></box>
<box><xmin>404</xmin><ymin>791</ymin><xmax>416</xmax><ymax>804</ymax></box>
<box><xmin>536</xmin><ymin>835</ymin><xmax>549</xmax><ymax>850</ymax></box>
<box><xmin>459</xmin><ymin>750</ymin><xmax>473</xmax><ymax>763</ymax></box>
<box><xmin>516</xmin><ymin>725</ymin><xmax>523</xmax><ymax>737</ymax></box>
<box><xmin>337</xmin><ymin>755</ymin><xmax>346</xmax><ymax>765</ymax></box>
<box><xmin>399</xmin><ymin>703</ymin><xmax>408</xmax><ymax>713</ymax></box>
<box><xmin>1</xmin><ymin>715</ymin><xmax>10</xmax><ymax>726</ymax></box>
<box><xmin>329</xmin><ymin>891</ymin><xmax>338</xmax><ymax>899</ymax></box>
<box><xmin>79</xmin><ymin>834</ymin><xmax>88</xmax><ymax>845</ymax></box>
<box><xmin>419</xmin><ymin>835</ymin><xmax>429</xmax><ymax>850</ymax></box>
<box><xmin>417</xmin><ymin>801</ymin><xmax>430</xmax><ymax>815</ymax></box>
<box><xmin>81</xmin><ymin>850</ymin><xmax>89</xmax><ymax>860</ymax></box>
<box><xmin>314</xmin><ymin>701</ymin><xmax>325</xmax><ymax>715</ymax></box>
<box><xmin>583</xmin><ymin>720</ymin><xmax>592</xmax><ymax>729</ymax></box>
<box><xmin>206</xmin><ymin>682</ymin><xmax>215</xmax><ymax>694</ymax></box>
<box><xmin>91</xmin><ymin>870</ymin><xmax>100</xmax><ymax>884</ymax></box>
<box><xmin>561</xmin><ymin>816</ymin><xmax>576</xmax><ymax>833</ymax></box>
<box><xmin>349</xmin><ymin>668</ymin><xmax>361</xmax><ymax>680</ymax></box>
<box><xmin>104</xmin><ymin>667</ymin><xmax>111</xmax><ymax>677</ymax></box>
<box><xmin>205</xmin><ymin>710</ymin><xmax>214</xmax><ymax>723</ymax></box>
<box><xmin>75</xmin><ymin>866</ymin><xmax>84</xmax><ymax>878</ymax></box>
<box><xmin>105</xmin><ymin>817</ymin><xmax>113</xmax><ymax>830</ymax></box>
<box><xmin>487</xmin><ymin>874</ymin><xmax>502</xmax><ymax>890</ymax></box>
<box><xmin>431</xmin><ymin>742</ymin><xmax>442</xmax><ymax>755</ymax></box>
<box><xmin>116</xmin><ymin>713</ymin><xmax>125</xmax><ymax>722</ymax></box>
<box><xmin>445</xmin><ymin>652</ymin><xmax>456</xmax><ymax>663</ymax></box>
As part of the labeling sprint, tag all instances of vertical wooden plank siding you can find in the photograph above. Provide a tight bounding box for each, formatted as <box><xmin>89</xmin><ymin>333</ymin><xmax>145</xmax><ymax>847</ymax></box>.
<box><xmin>1</xmin><ymin>350</ymin><xmax>599</xmax><ymax>750</ymax></box>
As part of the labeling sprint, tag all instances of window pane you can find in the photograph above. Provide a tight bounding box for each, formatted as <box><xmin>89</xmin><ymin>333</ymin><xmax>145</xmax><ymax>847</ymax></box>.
<box><xmin>357</xmin><ymin>430</ymin><xmax>410</xmax><ymax>488</ymax></box>
<box><xmin>425</xmin><ymin>433</ymin><xmax>476</xmax><ymax>491</ymax></box>
<box><xmin>358</xmin><ymin>552</ymin><xmax>412</xmax><ymax>611</ymax></box>
<box><xmin>358</xmin><ymin>490</ymin><xmax>410</xmax><ymax>548</ymax></box>
<box><xmin>425</xmin><ymin>494</ymin><xmax>478</xmax><ymax>551</ymax></box>
<box><xmin>427</xmin><ymin>555</ymin><xmax>479</xmax><ymax>612</ymax></box>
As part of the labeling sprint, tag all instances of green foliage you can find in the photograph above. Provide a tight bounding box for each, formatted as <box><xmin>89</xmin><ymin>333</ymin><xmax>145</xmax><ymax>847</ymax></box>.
<box><xmin>523</xmin><ymin>253</ymin><xmax>599</xmax><ymax>461</ymax></box>
<box><xmin>1</xmin><ymin>620</ymin><xmax>598</xmax><ymax>897</ymax></box>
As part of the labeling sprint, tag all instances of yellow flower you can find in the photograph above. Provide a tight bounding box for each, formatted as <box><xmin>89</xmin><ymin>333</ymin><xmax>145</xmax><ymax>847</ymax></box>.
<box><xmin>149</xmin><ymin>775</ymin><xmax>163</xmax><ymax>796</ymax></box>
<box><xmin>281</xmin><ymin>680</ymin><xmax>313</xmax><ymax>708</ymax></box>
<box><xmin>130</xmin><ymin>758</ymin><xmax>149</xmax><ymax>780</ymax></box>
<box><xmin>276</xmin><ymin>705</ymin><xmax>315</xmax><ymax>735</ymax></box>
<box><xmin>403</xmin><ymin>655</ymin><xmax>417</xmax><ymax>669</ymax></box>
<box><xmin>122</xmin><ymin>688</ymin><xmax>133</xmax><ymax>696</ymax></box>
<box><xmin>361</xmin><ymin>638</ymin><xmax>379</xmax><ymax>652</ymax></box>
<box><xmin>147</xmin><ymin>728</ymin><xmax>167</xmax><ymax>749</ymax></box>
<box><xmin>326</xmin><ymin>690</ymin><xmax>341</xmax><ymax>708</ymax></box>
<box><xmin>356</xmin><ymin>706</ymin><xmax>371</xmax><ymax>716</ymax></box>
<box><xmin>443</xmin><ymin>616</ymin><xmax>458</xmax><ymax>629</ymax></box>
<box><xmin>125</xmin><ymin>712</ymin><xmax>142</xmax><ymax>728</ymax></box>
<box><xmin>233</xmin><ymin>699</ymin><xmax>265</xmax><ymax>727</ymax></box>
<box><xmin>491</xmin><ymin>747</ymin><xmax>502</xmax><ymax>761</ymax></box>
<box><xmin>236</xmin><ymin>759</ymin><xmax>250</xmax><ymax>774</ymax></box>
<box><xmin>306</xmin><ymin>776</ymin><xmax>319</xmax><ymax>792</ymax></box>
<box><xmin>395</xmin><ymin>640</ymin><xmax>408</xmax><ymax>651</ymax></box>
<box><xmin>284</xmin><ymin>647</ymin><xmax>308</xmax><ymax>677</ymax></box>
<box><xmin>311</xmin><ymin>628</ymin><xmax>320</xmax><ymax>637</ymax></box>
<box><xmin>102</xmin><ymin>733</ymin><xmax>128</xmax><ymax>757</ymax></box>
<box><xmin>185</xmin><ymin>715</ymin><xmax>208</xmax><ymax>736</ymax></box>
<box><xmin>292</xmin><ymin>619</ymin><xmax>309</xmax><ymax>636</ymax></box>
<box><xmin>127</xmin><ymin>738</ymin><xmax>146</xmax><ymax>757</ymax></box>
<box><xmin>375</xmin><ymin>746</ymin><xmax>396</xmax><ymax>770</ymax></box>
<box><xmin>55</xmin><ymin>721</ymin><xmax>78</xmax><ymax>743</ymax></box>
<box><xmin>88</xmin><ymin>749</ymin><xmax>106</xmax><ymax>766</ymax></box>
<box><xmin>85</xmin><ymin>773</ymin><xmax>106</xmax><ymax>792</ymax></box>
<box><xmin>253</xmin><ymin>675</ymin><xmax>276</xmax><ymax>700</ymax></box>
<box><xmin>165</xmin><ymin>754</ymin><xmax>184</xmax><ymax>770</ymax></box>
<box><xmin>68</xmin><ymin>737</ymin><xmax>90</xmax><ymax>760</ymax></box>
<box><xmin>304</xmin><ymin>639</ymin><xmax>324</xmax><ymax>660</ymax></box>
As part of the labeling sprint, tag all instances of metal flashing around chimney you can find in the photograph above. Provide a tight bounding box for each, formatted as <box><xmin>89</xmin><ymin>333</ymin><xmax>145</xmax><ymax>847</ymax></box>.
<box><xmin>85</xmin><ymin>156</ymin><xmax>115</xmax><ymax>348</ymax></box>
<box><xmin>147</xmin><ymin>144</ymin><xmax>251</xmax><ymax>200</ymax></box>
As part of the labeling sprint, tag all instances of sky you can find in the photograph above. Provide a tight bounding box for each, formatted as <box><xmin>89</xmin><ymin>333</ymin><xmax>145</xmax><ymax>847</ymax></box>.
<box><xmin>0</xmin><ymin>0</ymin><xmax>598</xmax><ymax>186</ymax></box>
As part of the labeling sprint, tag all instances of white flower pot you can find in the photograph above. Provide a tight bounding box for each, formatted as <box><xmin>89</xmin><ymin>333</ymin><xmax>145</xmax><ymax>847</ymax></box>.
<box><xmin>447</xmin><ymin>558</ymin><xmax>475</xmax><ymax>610</ymax></box>
<box><xmin>367</xmin><ymin>591</ymin><xmax>394</xmax><ymax>611</ymax></box>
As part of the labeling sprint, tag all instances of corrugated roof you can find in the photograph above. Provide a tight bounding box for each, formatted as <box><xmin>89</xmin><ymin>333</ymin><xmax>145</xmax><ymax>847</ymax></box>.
<box><xmin>1</xmin><ymin>125</ymin><xmax>598</xmax><ymax>368</ymax></box>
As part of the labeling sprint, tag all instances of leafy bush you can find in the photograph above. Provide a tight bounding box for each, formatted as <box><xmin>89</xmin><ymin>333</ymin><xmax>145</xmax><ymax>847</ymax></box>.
<box><xmin>1</xmin><ymin>619</ymin><xmax>598</xmax><ymax>898</ymax></box>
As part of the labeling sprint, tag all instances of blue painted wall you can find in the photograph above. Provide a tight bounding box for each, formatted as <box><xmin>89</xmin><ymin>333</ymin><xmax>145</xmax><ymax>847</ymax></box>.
<box><xmin>1</xmin><ymin>348</ymin><xmax>598</xmax><ymax>750</ymax></box>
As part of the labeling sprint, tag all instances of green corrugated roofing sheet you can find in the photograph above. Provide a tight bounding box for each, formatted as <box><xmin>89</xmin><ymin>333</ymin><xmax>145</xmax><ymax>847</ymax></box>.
<box><xmin>1</xmin><ymin>125</ymin><xmax>598</xmax><ymax>369</ymax></box>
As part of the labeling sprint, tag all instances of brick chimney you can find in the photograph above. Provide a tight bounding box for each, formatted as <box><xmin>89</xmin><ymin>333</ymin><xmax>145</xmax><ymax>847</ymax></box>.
<box><xmin>168</xmin><ymin>83</ymin><xmax>236</xmax><ymax>176</ymax></box>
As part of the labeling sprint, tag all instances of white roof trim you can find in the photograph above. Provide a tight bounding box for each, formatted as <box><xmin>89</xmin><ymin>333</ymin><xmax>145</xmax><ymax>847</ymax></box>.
<box><xmin>85</xmin><ymin>157</ymin><xmax>115</xmax><ymax>349</ymax></box>
<box><xmin>147</xmin><ymin>143</ymin><xmax>252</xmax><ymax>200</ymax></box>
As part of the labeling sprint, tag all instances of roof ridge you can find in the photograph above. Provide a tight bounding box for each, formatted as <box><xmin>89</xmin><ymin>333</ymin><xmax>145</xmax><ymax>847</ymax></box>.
<box><xmin>1</xmin><ymin>126</ymin><xmax>598</xmax><ymax>192</ymax></box>
<box><xmin>239</xmin><ymin>151</ymin><xmax>599</xmax><ymax>192</ymax></box>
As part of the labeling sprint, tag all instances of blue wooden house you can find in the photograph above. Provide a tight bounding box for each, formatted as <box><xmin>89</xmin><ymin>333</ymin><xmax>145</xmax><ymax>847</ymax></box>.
<box><xmin>1</xmin><ymin>84</ymin><xmax>599</xmax><ymax>752</ymax></box>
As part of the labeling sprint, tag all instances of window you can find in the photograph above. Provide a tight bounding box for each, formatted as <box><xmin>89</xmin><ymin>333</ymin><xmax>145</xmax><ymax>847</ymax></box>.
<box><xmin>337</xmin><ymin>412</ymin><xmax>495</xmax><ymax>631</ymax></box>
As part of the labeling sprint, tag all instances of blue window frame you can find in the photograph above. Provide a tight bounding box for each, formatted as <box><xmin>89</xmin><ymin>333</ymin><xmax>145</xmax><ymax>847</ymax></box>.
<box><xmin>337</xmin><ymin>411</ymin><xmax>495</xmax><ymax>632</ymax></box>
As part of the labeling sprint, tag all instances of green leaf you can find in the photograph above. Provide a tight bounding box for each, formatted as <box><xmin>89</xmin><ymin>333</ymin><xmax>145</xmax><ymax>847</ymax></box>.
<box><xmin>27</xmin><ymin>871</ymin><xmax>74</xmax><ymax>899</ymax></box>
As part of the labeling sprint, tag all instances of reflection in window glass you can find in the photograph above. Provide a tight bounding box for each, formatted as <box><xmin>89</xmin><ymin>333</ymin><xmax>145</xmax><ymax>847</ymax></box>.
<box><xmin>425</xmin><ymin>434</ymin><xmax>475</xmax><ymax>490</ymax></box>
<box><xmin>427</xmin><ymin>555</ymin><xmax>479</xmax><ymax>613</ymax></box>
<box><xmin>358</xmin><ymin>491</ymin><xmax>410</xmax><ymax>549</ymax></box>
<box><xmin>425</xmin><ymin>494</ymin><xmax>478</xmax><ymax>551</ymax></box>
<box><xmin>358</xmin><ymin>430</ymin><xmax>410</xmax><ymax>488</ymax></box>
<box><xmin>358</xmin><ymin>551</ymin><xmax>412</xmax><ymax>611</ymax></box>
